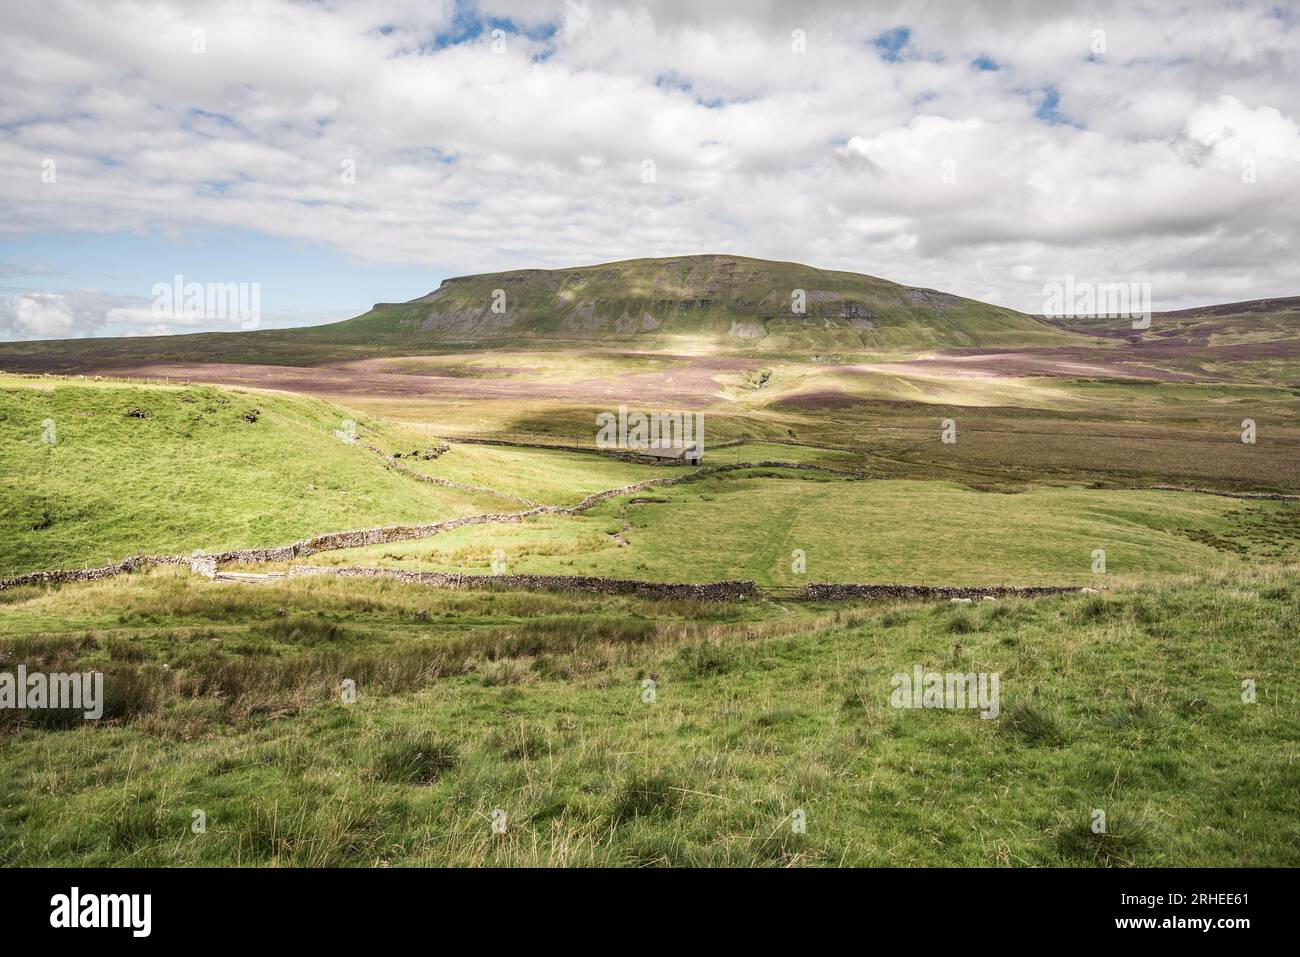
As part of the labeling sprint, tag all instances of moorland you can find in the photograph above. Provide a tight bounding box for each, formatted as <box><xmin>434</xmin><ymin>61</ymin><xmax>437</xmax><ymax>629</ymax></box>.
<box><xmin>1</xmin><ymin>254</ymin><xmax>1296</xmax><ymax>866</ymax></box>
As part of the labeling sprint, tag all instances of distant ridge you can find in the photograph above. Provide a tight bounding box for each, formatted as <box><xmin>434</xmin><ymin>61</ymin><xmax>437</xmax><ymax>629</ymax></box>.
<box><xmin>0</xmin><ymin>253</ymin><xmax>1138</xmax><ymax>371</ymax></box>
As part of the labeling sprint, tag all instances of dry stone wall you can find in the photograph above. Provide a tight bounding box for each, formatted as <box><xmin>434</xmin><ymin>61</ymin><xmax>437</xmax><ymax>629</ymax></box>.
<box><xmin>361</xmin><ymin>441</ymin><xmax>541</xmax><ymax>505</ymax></box>
<box><xmin>0</xmin><ymin>555</ymin><xmax>204</xmax><ymax>591</ymax></box>
<box><xmin>793</xmin><ymin>583</ymin><xmax>1079</xmax><ymax>601</ymax></box>
<box><xmin>0</xmin><ymin>556</ymin><xmax>1087</xmax><ymax>605</ymax></box>
<box><xmin>288</xmin><ymin>565</ymin><xmax>759</xmax><ymax>601</ymax></box>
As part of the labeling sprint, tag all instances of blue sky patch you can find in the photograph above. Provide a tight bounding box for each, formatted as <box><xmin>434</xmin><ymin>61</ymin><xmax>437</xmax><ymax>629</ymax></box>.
<box><xmin>1033</xmin><ymin>86</ymin><xmax>1083</xmax><ymax>128</ymax></box>
<box><xmin>873</xmin><ymin>26</ymin><xmax>912</xmax><ymax>62</ymax></box>
<box><xmin>0</xmin><ymin>230</ymin><xmax>442</xmax><ymax>330</ymax></box>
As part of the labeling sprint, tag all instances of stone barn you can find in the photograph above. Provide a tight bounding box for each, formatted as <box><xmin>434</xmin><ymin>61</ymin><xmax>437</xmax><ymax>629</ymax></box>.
<box><xmin>636</xmin><ymin>441</ymin><xmax>702</xmax><ymax>465</ymax></box>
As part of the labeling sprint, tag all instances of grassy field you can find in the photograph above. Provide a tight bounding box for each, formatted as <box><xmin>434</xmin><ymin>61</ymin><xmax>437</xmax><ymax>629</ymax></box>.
<box><xmin>0</xmin><ymin>565</ymin><xmax>1295</xmax><ymax>865</ymax></box>
<box><xmin>295</xmin><ymin>472</ymin><xmax>1295</xmax><ymax>584</ymax></box>
<box><xmin>0</xmin><ymin>376</ymin><xmax>515</xmax><ymax>575</ymax></box>
<box><xmin>776</xmin><ymin>377</ymin><xmax>1300</xmax><ymax>494</ymax></box>
<box><xmin>379</xmin><ymin>439</ymin><xmax>863</xmax><ymax>503</ymax></box>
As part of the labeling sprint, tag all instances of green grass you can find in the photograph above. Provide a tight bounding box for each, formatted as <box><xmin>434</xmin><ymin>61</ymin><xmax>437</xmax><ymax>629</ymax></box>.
<box><xmin>301</xmin><ymin>472</ymin><xmax>1284</xmax><ymax>585</ymax></box>
<box><xmin>0</xmin><ymin>565</ymin><xmax>1296</xmax><ymax>865</ymax></box>
<box><xmin>714</xmin><ymin>441</ymin><xmax>864</xmax><ymax>469</ymax></box>
<box><xmin>0</xmin><ymin>376</ymin><xmax>515</xmax><ymax>575</ymax></box>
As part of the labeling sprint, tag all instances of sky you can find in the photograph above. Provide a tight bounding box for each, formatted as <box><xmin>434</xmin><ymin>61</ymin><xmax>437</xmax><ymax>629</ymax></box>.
<box><xmin>2</xmin><ymin>0</ymin><xmax>1299</xmax><ymax>339</ymax></box>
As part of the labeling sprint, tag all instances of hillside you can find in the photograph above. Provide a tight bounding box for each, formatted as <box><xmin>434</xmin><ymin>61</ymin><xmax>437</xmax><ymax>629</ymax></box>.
<box><xmin>0</xmin><ymin>375</ymin><xmax>514</xmax><ymax>575</ymax></box>
<box><xmin>0</xmin><ymin>256</ymin><xmax>1084</xmax><ymax>372</ymax></box>
<box><xmin>361</xmin><ymin>255</ymin><xmax>1080</xmax><ymax>352</ymax></box>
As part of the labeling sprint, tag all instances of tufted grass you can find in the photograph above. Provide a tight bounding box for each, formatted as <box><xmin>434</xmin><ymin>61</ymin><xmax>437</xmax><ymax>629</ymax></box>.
<box><xmin>0</xmin><ymin>564</ymin><xmax>1297</xmax><ymax>866</ymax></box>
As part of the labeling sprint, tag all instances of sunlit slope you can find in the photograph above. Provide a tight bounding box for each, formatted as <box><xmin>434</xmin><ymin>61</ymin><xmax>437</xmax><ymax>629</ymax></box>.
<box><xmin>0</xmin><ymin>376</ymin><xmax>514</xmax><ymax>575</ymax></box>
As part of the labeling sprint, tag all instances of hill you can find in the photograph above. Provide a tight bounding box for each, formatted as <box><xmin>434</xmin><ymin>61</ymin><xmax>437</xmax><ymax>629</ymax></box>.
<box><xmin>363</xmin><ymin>254</ymin><xmax>1081</xmax><ymax>352</ymax></box>
<box><xmin>0</xmin><ymin>256</ymin><xmax>1084</xmax><ymax>372</ymax></box>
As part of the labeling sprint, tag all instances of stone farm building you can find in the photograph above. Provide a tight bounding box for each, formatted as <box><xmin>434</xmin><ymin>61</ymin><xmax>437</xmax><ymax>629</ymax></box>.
<box><xmin>634</xmin><ymin>441</ymin><xmax>702</xmax><ymax>465</ymax></box>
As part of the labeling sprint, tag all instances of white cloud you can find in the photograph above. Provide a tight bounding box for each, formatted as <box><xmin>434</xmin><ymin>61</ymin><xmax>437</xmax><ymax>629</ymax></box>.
<box><xmin>123</xmin><ymin>324</ymin><xmax>179</xmax><ymax>337</ymax></box>
<box><xmin>1</xmin><ymin>0</ymin><xmax>1299</xmax><ymax>323</ymax></box>
<box><xmin>1177</xmin><ymin>95</ymin><xmax>1300</xmax><ymax>170</ymax></box>
<box><xmin>0</xmin><ymin>289</ymin><xmax>139</xmax><ymax>339</ymax></box>
<box><xmin>14</xmin><ymin>294</ymin><xmax>81</xmax><ymax>337</ymax></box>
